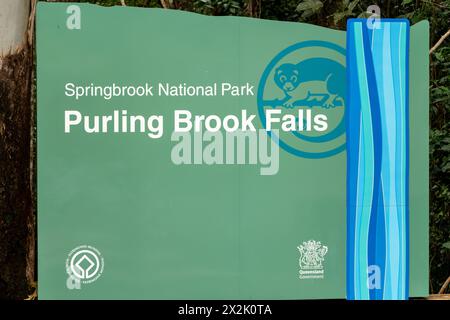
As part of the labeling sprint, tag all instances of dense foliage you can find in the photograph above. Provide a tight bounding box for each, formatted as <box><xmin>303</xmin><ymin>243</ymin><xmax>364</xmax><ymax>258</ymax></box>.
<box><xmin>43</xmin><ymin>0</ymin><xmax>450</xmax><ymax>293</ymax></box>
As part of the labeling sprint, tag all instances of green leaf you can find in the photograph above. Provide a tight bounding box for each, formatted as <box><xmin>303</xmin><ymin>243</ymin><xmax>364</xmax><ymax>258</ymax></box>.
<box><xmin>443</xmin><ymin>242</ymin><xmax>450</xmax><ymax>249</ymax></box>
<box><xmin>301</xmin><ymin>9</ymin><xmax>316</xmax><ymax>19</ymax></box>
<box><xmin>441</xmin><ymin>144</ymin><xmax>450</xmax><ymax>152</ymax></box>
<box><xmin>348</xmin><ymin>0</ymin><xmax>360</xmax><ymax>12</ymax></box>
<box><xmin>296</xmin><ymin>0</ymin><xmax>323</xmax><ymax>13</ymax></box>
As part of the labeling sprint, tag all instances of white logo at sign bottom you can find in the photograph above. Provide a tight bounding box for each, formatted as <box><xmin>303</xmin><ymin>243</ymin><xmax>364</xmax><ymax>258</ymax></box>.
<box><xmin>297</xmin><ymin>240</ymin><xmax>328</xmax><ymax>279</ymax></box>
<box><xmin>66</xmin><ymin>245</ymin><xmax>104</xmax><ymax>289</ymax></box>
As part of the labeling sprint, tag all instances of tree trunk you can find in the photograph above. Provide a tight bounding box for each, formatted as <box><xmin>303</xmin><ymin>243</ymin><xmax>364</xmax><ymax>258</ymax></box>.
<box><xmin>246</xmin><ymin>0</ymin><xmax>261</xmax><ymax>18</ymax></box>
<box><xmin>0</xmin><ymin>0</ymin><xmax>34</xmax><ymax>299</ymax></box>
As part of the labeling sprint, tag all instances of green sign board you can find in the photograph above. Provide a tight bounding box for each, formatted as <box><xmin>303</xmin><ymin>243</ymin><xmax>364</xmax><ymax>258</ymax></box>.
<box><xmin>37</xmin><ymin>3</ymin><xmax>429</xmax><ymax>299</ymax></box>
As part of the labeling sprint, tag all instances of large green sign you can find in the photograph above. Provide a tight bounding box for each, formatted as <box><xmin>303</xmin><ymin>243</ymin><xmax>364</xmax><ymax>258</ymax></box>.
<box><xmin>37</xmin><ymin>3</ymin><xmax>429</xmax><ymax>299</ymax></box>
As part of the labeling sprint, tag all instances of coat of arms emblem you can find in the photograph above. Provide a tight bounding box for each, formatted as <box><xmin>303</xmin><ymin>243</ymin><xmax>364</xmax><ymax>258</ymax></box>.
<box><xmin>297</xmin><ymin>240</ymin><xmax>328</xmax><ymax>270</ymax></box>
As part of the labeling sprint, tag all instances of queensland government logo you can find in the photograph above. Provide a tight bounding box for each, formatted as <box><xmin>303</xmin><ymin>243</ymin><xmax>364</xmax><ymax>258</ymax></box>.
<box><xmin>297</xmin><ymin>240</ymin><xmax>328</xmax><ymax>279</ymax></box>
<box><xmin>66</xmin><ymin>245</ymin><xmax>104</xmax><ymax>289</ymax></box>
<box><xmin>257</xmin><ymin>41</ymin><xmax>346</xmax><ymax>158</ymax></box>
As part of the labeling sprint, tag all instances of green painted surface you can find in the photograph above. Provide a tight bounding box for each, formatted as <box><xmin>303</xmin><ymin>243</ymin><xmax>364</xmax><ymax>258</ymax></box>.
<box><xmin>409</xmin><ymin>20</ymin><xmax>429</xmax><ymax>297</ymax></box>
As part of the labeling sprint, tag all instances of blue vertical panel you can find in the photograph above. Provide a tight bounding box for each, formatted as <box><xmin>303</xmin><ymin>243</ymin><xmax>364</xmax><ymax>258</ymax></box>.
<box><xmin>346</xmin><ymin>19</ymin><xmax>409</xmax><ymax>300</ymax></box>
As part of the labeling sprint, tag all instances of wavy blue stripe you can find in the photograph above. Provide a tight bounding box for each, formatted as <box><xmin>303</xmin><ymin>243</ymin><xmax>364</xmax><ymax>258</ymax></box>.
<box><xmin>375</xmin><ymin>182</ymin><xmax>386</xmax><ymax>299</ymax></box>
<box><xmin>354</xmin><ymin>22</ymin><xmax>374</xmax><ymax>300</ymax></box>
<box><xmin>403</xmin><ymin>20</ymin><xmax>410</xmax><ymax>300</ymax></box>
<box><xmin>365</xmin><ymin>29</ymin><xmax>378</xmax><ymax>299</ymax></box>
<box><xmin>362</xmin><ymin>23</ymin><xmax>384</xmax><ymax>300</ymax></box>
<box><xmin>380</xmin><ymin>22</ymin><xmax>401</xmax><ymax>299</ymax></box>
<box><xmin>371</xmin><ymin>25</ymin><xmax>389</xmax><ymax>300</ymax></box>
<box><xmin>396</xmin><ymin>22</ymin><xmax>408</xmax><ymax>299</ymax></box>
<box><xmin>403</xmin><ymin>24</ymin><xmax>408</xmax><ymax>299</ymax></box>
<box><xmin>391</xmin><ymin>23</ymin><xmax>404</xmax><ymax>299</ymax></box>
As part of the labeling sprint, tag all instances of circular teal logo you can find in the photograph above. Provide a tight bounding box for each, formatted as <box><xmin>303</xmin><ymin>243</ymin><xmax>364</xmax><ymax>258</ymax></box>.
<box><xmin>257</xmin><ymin>41</ymin><xmax>346</xmax><ymax>158</ymax></box>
